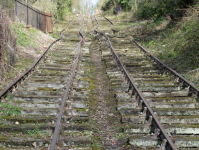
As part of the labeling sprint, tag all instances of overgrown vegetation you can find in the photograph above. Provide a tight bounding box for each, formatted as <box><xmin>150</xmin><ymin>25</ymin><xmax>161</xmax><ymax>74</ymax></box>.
<box><xmin>0</xmin><ymin>21</ymin><xmax>54</xmax><ymax>91</ymax></box>
<box><xmin>0</xmin><ymin>94</ymin><xmax>21</xmax><ymax>118</ymax></box>
<box><xmin>107</xmin><ymin>0</ymin><xmax>199</xmax><ymax>87</ymax></box>
<box><xmin>139</xmin><ymin>7</ymin><xmax>199</xmax><ymax>86</ymax></box>
<box><xmin>100</xmin><ymin>0</ymin><xmax>194</xmax><ymax>18</ymax></box>
<box><xmin>136</xmin><ymin>0</ymin><xmax>194</xmax><ymax>19</ymax></box>
<box><xmin>10</xmin><ymin>23</ymin><xmax>38</xmax><ymax>48</ymax></box>
<box><xmin>28</xmin><ymin>0</ymin><xmax>75</xmax><ymax>20</ymax></box>
<box><xmin>56</xmin><ymin>0</ymin><xmax>72</xmax><ymax>20</ymax></box>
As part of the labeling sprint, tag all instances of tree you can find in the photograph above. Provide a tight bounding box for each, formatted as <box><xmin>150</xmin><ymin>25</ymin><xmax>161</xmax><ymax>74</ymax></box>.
<box><xmin>57</xmin><ymin>0</ymin><xmax>72</xmax><ymax>20</ymax></box>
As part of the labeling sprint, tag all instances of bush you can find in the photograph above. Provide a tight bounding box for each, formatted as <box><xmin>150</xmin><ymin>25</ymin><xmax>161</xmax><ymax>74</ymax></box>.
<box><xmin>137</xmin><ymin>0</ymin><xmax>194</xmax><ymax>20</ymax></box>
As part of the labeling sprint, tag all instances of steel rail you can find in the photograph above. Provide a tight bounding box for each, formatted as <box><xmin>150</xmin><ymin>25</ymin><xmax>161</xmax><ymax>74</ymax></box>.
<box><xmin>49</xmin><ymin>18</ymin><xmax>84</xmax><ymax>150</ymax></box>
<box><xmin>0</xmin><ymin>18</ymin><xmax>75</xmax><ymax>101</ymax></box>
<box><xmin>100</xmin><ymin>14</ymin><xmax>199</xmax><ymax>96</ymax></box>
<box><xmin>102</xmin><ymin>15</ymin><xmax>114</xmax><ymax>25</ymax></box>
<box><xmin>98</xmin><ymin>11</ymin><xmax>114</xmax><ymax>25</ymax></box>
<box><xmin>94</xmin><ymin>16</ymin><xmax>100</xmax><ymax>29</ymax></box>
<box><xmin>94</xmin><ymin>29</ymin><xmax>177</xmax><ymax>150</ymax></box>
<box><xmin>134</xmin><ymin>41</ymin><xmax>199</xmax><ymax>96</ymax></box>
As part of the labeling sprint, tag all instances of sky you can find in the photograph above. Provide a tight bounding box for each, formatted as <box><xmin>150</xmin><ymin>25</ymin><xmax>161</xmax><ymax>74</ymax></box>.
<box><xmin>90</xmin><ymin>0</ymin><xmax>99</xmax><ymax>6</ymax></box>
<box><xmin>74</xmin><ymin>0</ymin><xmax>99</xmax><ymax>14</ymax></box>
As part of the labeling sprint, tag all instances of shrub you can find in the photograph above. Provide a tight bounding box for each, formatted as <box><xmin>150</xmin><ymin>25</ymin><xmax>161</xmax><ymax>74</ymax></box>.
<box><xmin>137</xmin><ymin>0</ymin><xmax>194</xmax><ymax>20</ymax></box>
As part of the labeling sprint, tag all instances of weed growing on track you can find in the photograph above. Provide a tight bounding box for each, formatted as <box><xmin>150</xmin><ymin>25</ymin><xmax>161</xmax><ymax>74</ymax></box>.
<box><xmin>0</xmin><ymin>95</ymin><xmax>21</xmax><ymax>117</ymax></box>
<box><xmin>26</xmin><ymin>127</ymin><xmax>48</xmax><ymax>136</ymax></box>
<box><xmin>0</xmin><ymin>103</ymin><xmax>21</xmax><ymax>116</ymax></box>
<box><xmin>6</xmin><ymin>94</ymin><xmax>13</xmax><ymax>101</ymax></box>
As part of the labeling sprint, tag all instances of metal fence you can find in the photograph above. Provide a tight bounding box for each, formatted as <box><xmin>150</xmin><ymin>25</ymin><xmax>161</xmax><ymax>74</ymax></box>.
<box><xmin>0</xmin><ymin>9</ymin><xmax>17</xmax><ymax>80</ymax></box>
<box><xmin>0</xmin><ymin>0</ymin><xmax>15</xmax><ymax>21</ymax></box>
<box><xmin>0</xmin><ymin>0</ymin><xmax>53</xmax><ymax>80</ymax></box>
<box><xmin>15</xmin><ymin>0</ymin><xmax>53</xmax><ymax>33</ymax></box>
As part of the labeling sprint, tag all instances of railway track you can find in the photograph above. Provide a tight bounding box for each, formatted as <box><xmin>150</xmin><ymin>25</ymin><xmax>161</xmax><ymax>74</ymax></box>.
<box><xmin>0</xmin><ymin>13</ymin><xmax>199</xmax><ymax>150</ymax></box>
<box><xmin>93</xmin><ymin>15</ymin><xmax>199</xmax><ymax>149</ymax></box>
<box><xmin>0</xmin><ymin>17</ymin><xmax>92</xmax><ymax>149</ymax></box>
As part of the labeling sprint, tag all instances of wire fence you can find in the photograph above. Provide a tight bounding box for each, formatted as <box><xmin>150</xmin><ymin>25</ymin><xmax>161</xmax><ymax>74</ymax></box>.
<box><xmin>0</xmin><ymin>9</ymin><xmax>17</xmax><ymax>80</ymax></box>
<box><xmin>0</xmin><ymin>0</ymin><xmax>15</xmax><ymax>21</ymax></box>
<box><xmin>15</xmin><ymin>0</ymin><xmax>53</xmax><ymax>33</ymax></box>
<box><xmin>0</xmin><ymin>0</ymin><xmax>53</xmax><ymax>80</ymax></box>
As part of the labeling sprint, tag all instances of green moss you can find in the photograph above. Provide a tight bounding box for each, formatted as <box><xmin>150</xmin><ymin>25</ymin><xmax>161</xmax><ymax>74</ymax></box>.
<box><xmin>166</xmin><ymin>115</ymin><xmax>199</xmax><ymax>119</ymax></box>
<box><xmin>154</xmin><ymin>108</ymin><xmax>198</xmax><ymax>111</ymax></box>
<box><xmin>81</xmin><ymin>77</ymin><xmax>90</xmax><ymax>81</ymax></box>
<box><xmin>152</xmin><ymin>97</ymin><xmax>188</xmax><ymax>100</ymax></box>
<box><xmin>121</xmin><ymin>115</ymin><xmax>138</xmax><ymax>118</ymax></box>
<box><xmin>0</xmin><ymin>137</ymin><xmax>9</xmax><ymax>140</ymax></box>
<box><xmin>178</xmin><ymin>136</ymin><xmax>199</xmax><ymax>140</ymax></box>
<box><xmin>6</xmin><ymin>94</ymin><xmax>13</xmax><ymax>101</ymax></box>
<box><xmin>169</xmin><ymin>101</ymin><xmax>195</xmax><ymax>104</ymax></box>
<box><xmin>37</xmin><ymin>87</ymin><xmax>55</xmax><ymax>91</ymax></box>
<box><xmin>170</xmin><ymin>124</ymin><xmax>199</xmax><ymax>128</ymax></box>
<box><xmin>76</xmin><ymin>108</ymin><xmax>87</xmax><ymax>111</ymax></box>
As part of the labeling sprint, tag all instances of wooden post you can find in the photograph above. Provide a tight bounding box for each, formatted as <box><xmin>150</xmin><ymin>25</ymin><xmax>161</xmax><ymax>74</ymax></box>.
<box><xmin>27</xmin><ymin>1</ymin><xmax>28</xmax><ymax>25</ymax></box>
<box><xmin>135</xmin><ymin>0</ymin><xmax>137</xmax><ymax>15</ymax></box>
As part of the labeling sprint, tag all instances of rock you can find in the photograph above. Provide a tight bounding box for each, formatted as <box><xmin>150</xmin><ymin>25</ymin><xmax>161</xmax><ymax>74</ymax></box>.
<box><xmin>32</xmin><ymin>142</ymin><xmax>37</xmax><ymax>148</ymax></box>
<box><xmin>26</xmin><ymin>25</ymin><xmax>32</xmax><ymax>29</ymax></box>
<box><xmin>108</xmin><ymin>113</ymin><xmax>114</xmax><ymax>117</ymax></box>
<box><xmin>15</xmin><ymin>121</ymin><xmax>20</xmax><ymax>125</ymax></box>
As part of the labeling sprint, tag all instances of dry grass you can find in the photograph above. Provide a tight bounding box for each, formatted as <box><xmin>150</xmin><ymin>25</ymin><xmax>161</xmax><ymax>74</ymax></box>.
<box><xmin>0</xmin><ymin>22</ymin><xmax>55</xmax><ymax>92</ymax></box>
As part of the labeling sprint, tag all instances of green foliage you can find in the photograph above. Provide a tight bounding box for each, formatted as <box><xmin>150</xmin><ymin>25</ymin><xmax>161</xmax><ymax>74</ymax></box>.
<box><xmin>50</xmin><ymin>33</ymin><xmax>59</xmax><ymax>39</ymax></box>
<box><xmin>10</xmin><ymin>23</ymin><xmax>38</xmax><ymax>48</ymax></box>
<box><xmin>6</xmin><ymin>94</ymin><xmax>13</xmax><ymax>101</ymax></box>
<box><xmin>101</xmin><ymin>0</ymin><xmax>114</xmax><ymax>12</ymax></box>
<box><xmin>101</xmin><ymin>0</ymin><xmax>132</xmax><ymax>12</ymax></box>
<box><xmin>57</xmin><ymin>0</ymin><xmax>72</xmax><ymax>20</ymax></box>
<box><xmin>142</xmin><ymin>13</ymin><xmax>199</xmax><ymax>73</ymax></box>
<box><xmin>0</xmin><ymin>103</ymin><xmax>21</xmax><ymax>116</ymax></box>
<box><xmin>137</xmin><ymin>0</ymin><xmax>194</xmax><ymax>19</ymax></box>
<box><xmin>26</xmin><ymin>127</ymin><xmax>47</xmax><ymax>136</ymax></box>
<box><xmin>120</xmin><ymin>0</ymin><xmax>134</xmax><ymax>11</ymax></box>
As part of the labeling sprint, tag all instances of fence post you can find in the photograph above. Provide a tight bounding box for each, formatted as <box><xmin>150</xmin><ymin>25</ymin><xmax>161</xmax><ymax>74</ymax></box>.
<box><xmin>15</xmin><ymin>0</ymin><xmax>17</xmax><ymax>15</ymax></box>
<box><xmin>27</xmin><ymin>3</ymin><xmax>28</xmax><ymax>25</ymax></box>
<box><xmin>36</xmin><ymin>13</ymin><xmax>38</xmax><ymax>29</ymax></box>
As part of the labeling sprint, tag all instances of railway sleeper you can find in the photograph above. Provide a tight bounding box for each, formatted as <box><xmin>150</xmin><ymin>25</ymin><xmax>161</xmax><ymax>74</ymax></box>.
<box><xmin>98</xmin><ymin>22</ymin><xmax>199</xmax><ymax>148</ymax></box>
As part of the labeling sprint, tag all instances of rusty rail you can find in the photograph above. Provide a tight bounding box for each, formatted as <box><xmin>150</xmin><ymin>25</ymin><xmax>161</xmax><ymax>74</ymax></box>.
<box><xmin>100</xmin><ymin>14</ymin><xmax>199</xmax><ymax>97</ymax></box>
<box><xmin>134</xmin><ymin>41</ymin><xmax>199</xmax><ymax>96</ymax></box>
<box><xmin>0</xmin><ymin>18</ymin><xmax>74</xmax><ymax>101</ymax></box>
<box><xmin>98</xmin><ymin>11</ymin><xmax>114</xmax><ymax>25</ymax></box>
<box><xmin>94</xmin><ymin>16</ymin><xmax>100</xmax><ymax>29</ymax></box>
<box><xmin>94</xmin><ymin>29</ymin><xmax>177</xmax><ymax>150</ymax></box>
<box><xmin>49</xmin><ymin>18</ymin><xmax>84</xmax><ymax>150</ymax></box>
<box><xmin>102</xmin><ymin>15</ymin><xmax>114</xmax><ymax>25</ymax></box>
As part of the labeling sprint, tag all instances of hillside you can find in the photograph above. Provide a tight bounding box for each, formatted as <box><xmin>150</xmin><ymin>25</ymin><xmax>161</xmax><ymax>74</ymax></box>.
<box><xmin>99</xmin><ymin>0</ymin><xmax>199</xmax><ymax>88</ymax></box>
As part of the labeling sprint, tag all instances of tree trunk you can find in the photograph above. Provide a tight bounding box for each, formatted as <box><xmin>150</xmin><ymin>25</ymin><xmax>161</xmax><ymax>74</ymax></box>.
<box><xmin>111</xmin><ymin>0</ymin><xmax>116</xmax><ymax>8</ymax></box>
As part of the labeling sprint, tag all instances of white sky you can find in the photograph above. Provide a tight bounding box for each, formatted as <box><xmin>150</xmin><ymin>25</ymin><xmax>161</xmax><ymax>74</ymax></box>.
<box><xmin>90</xmin><ymin>0</ymin><xmax>99</xmax><ymax>6</ymax></box>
